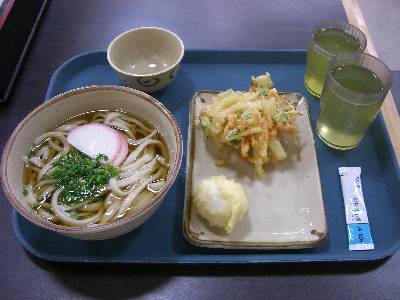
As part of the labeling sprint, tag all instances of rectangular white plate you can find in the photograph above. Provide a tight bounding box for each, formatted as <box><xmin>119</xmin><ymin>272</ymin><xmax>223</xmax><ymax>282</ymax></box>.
<box><xmin>183</xmin><ymin>91</ymin><xmax>327</xmax><ymax>249</ymax></box>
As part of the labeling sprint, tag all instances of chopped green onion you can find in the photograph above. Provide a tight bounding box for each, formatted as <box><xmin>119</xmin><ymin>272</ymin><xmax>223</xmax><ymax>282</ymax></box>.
<box><xmin>230</xmin><ymin>139</ymin><xmax>241</xmax><ymax>146</ymax></box>
<box><xmin>227</xmin><ymin>128</ymin><xmax>240</xmax><ymax>137</ymax></box>
<box><xmin>28</xmin><ymin>148</ymin><xmax>37</xmax><ymax>158</ymax></box>
<box><xmin>43</xmin><ymin>150</ymin><xmax>119</xmax><ymax>206</ymax></box>
<box><xmin>240</xmin><ymin>112</ymin><xmax>252</xmax><ymax>120</ymax></box>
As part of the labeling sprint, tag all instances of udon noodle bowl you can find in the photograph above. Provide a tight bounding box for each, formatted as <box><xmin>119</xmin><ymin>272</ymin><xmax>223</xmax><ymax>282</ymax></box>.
<box><xmin>22</xmin><ymin>110</ymin><xmax>169</xmax><ymax>227</ymax></box>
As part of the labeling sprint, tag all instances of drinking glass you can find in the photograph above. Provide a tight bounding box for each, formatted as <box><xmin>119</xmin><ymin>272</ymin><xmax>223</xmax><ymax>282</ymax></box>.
<box><xmin>316</xmin><ymin>53</ymin><xmax>392</xmax><ymax>150</ymax></box>
<box><xmin>304</xmin><ymin>22</ymin><xmax>367</xmax><ymax>98</ymax></box>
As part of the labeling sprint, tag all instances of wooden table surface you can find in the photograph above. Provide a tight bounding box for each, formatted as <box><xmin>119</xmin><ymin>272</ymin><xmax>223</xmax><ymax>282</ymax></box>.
<box><xmin>1</xmin><ymin>1</ymin><xmax>399</xmax><ymax>299</ymax></box>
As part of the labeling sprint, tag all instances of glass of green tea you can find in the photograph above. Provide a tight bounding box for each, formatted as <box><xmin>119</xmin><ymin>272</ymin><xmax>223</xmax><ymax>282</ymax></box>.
<box><xmin>304</xmin><ymin>23</ymin><xmax>367</xmax><ymax>98</ymax></box>
<box><xmin>316</xmin><ymin>53</ymin><xmax>392</xmax><ymax>150</ymax></box>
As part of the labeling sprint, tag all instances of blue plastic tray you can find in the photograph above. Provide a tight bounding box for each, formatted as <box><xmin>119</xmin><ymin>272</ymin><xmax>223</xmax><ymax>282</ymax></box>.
<box><xmin>13</xmin><ymin>50</ymin><xmax>400</xmax><ymax>263</ymax></box>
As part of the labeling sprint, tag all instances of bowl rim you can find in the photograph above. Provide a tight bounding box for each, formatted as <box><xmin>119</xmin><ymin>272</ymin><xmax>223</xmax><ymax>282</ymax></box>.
<box><xmin>1</xmin><ymin>85</ymin><xmax>183</xmax><ymax>233</ymax></box>
<box><xmin>107</xmin><ymin>27</ymin><xmax>185</xmax><ymax>77</ymax></box>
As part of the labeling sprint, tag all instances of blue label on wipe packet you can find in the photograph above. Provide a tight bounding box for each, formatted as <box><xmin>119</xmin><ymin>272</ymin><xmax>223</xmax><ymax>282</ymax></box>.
<box><xmin>347</xmin><ymin>223</ymin><xmax>374</xmax><ymax>250</ymax></box>
<box><xmin>339</xmin><ymin>167</ymin><xmax>374</xmax><ymax>251</ymax></box>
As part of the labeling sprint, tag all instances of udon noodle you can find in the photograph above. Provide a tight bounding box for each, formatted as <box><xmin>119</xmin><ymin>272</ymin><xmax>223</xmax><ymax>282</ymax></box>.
<box><xmin>22</xmin><ymin>110</ymin><xmax>169</xmax><ymax>227</ymax></box>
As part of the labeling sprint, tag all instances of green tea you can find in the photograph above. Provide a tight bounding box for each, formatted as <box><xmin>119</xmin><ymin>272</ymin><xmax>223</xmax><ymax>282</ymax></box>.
<box><xmin>317</xmin><ymin>65</ymin><xmax>384</xmax><ymax>149</ymax></box>
<box><xmin>304</xmin><ymin>28</ymin><xmax>362</xmax><ymax>98</ymax></box>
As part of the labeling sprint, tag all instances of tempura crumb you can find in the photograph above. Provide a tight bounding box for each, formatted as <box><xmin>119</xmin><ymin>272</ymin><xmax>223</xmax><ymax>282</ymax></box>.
<box><xmin>214</xmin><ymin>159</ymin><xmax>226</xmax><ymax>167</ymax></box>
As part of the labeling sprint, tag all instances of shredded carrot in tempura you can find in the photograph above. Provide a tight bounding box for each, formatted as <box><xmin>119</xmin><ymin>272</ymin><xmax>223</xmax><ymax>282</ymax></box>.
<box><xmin>197</xmin><ymin>73</ymin><xmax>302</xmax><ymax>176</ymax></box>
